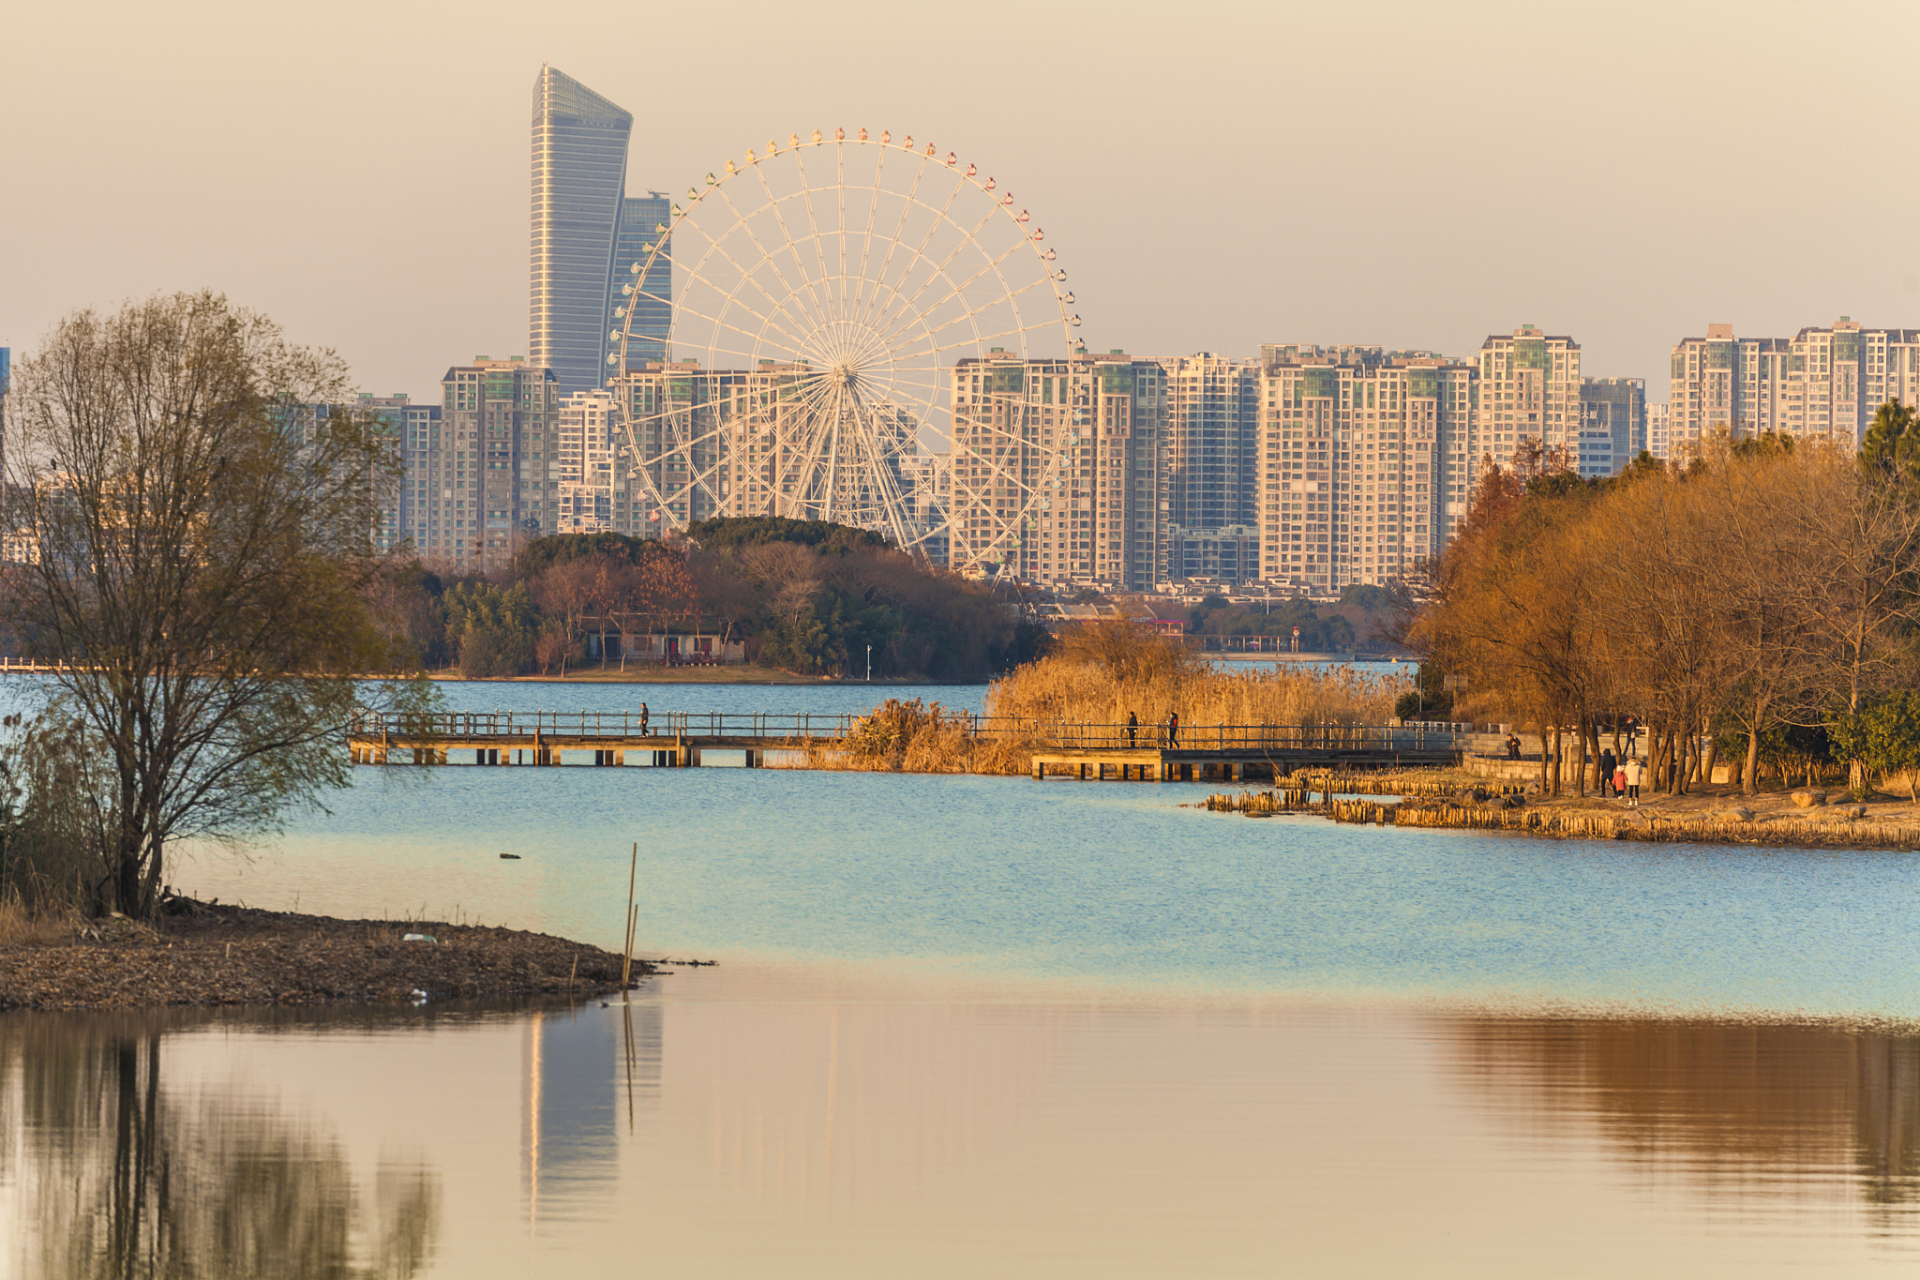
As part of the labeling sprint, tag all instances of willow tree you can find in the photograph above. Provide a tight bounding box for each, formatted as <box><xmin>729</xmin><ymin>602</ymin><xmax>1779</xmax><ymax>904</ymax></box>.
<box><xmin>1</xmin><ymin>292</ymin><xmax>428</xmax><ymax>917</ymax></box>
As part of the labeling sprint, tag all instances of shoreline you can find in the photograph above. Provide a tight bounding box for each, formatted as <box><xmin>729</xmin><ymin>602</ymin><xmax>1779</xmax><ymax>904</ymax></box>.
<box><xmin>1207</xmin><ymin>773</ymin><xmax>1920</xmax><ymax>851</ymax></box>
<box><xmin>0</xmin><ymin>897</ymin><xmax>653</xmax><ymax>1012</ymax></box>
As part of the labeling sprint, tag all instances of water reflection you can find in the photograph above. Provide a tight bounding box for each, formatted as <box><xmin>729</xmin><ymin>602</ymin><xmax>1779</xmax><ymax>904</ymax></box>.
<box><xmin>1447</xmin><ymin>1017</ymin><xmax>1920</xmax><ymax>1212</ymax></box>
<box><xmin>9</xmin><ymin>991</ymin><xmax>1920</xmax><ymax>1277</ymax></box>
<box><xmin>0</xmin><ymin>1008</ymin><xmax>441</xmax><ymax>1279</ymax></box>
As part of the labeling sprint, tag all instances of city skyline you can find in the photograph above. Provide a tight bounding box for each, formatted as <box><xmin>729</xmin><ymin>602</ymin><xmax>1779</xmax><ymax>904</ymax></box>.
<box><xmin>8</xmin><ymin>1</ymin><xmax>1920</xmax><ymax>407</ymax></box>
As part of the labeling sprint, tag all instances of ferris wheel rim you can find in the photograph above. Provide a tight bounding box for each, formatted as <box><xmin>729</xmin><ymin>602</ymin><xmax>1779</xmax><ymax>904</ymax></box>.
<box><xmin>610</xmin><ymin>130</ymin><xmax>1083</xmax><ymax>564</ymax></box>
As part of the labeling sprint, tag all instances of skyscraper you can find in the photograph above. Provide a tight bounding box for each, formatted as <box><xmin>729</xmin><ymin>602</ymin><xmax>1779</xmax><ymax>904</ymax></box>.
<box><xmin>612</xmin><ymin>195</ymin><xmax>672</xmax><ymax>371</ymax></box>
<box><xmin>530</xmin><ymin>66</ymin><xmax>634</xmax><ymax>397</ymax></box>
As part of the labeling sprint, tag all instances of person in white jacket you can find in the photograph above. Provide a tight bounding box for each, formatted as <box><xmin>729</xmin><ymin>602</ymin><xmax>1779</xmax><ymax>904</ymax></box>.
<box><xmin>1623</xmin><ymin>756</ymin><xmax>1644</xmax><ymax>807</ymax></box>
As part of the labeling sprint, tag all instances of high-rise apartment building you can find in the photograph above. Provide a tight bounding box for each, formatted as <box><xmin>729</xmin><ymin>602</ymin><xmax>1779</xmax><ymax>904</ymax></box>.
<box><xmin>1162</xmin><ymin>354</ymin><xmax>1260</xmax><ymax>534</ymax></box>
<box><xmin>1577</xmin><ymin>377</ymin><xmax>1646</xmax><ymax>478</ymax></box>
<box><xmin>354</xmin><ymin>393</ymin><xmax>438</xmax><ymax>554</ymax></box>
<box><xmin>553</xmin><ymin>389</ymin><xmax>625</xmax><ymax>534</ymax></box>
<box><xmin>1647</xmin><ymin>401</ymin><xmax>1671</xmax><ymax>460</ymax></box>
<box><xmin>419</xmin><ymin>358</ymin><xmax>558</xmax><ymax>568</ymax></box>
<box><xmin>947</xmin><ymin>350</ymin><xmax>1166</xmax><ymax>590</ymax></box>
<box><xmin>1257</xmin><ymin>346</ymin><xmax>1463</xmax><ymax>590</ymax></box>
<box><xmin>1668</xmin><ymin>317</ymin><xmax>1920</xmax><ymax>453</ymax></box>
<box><xmin>530</xmin><ymin>66</ymin><xmax>636</xmax><ymax>397</ymax></box>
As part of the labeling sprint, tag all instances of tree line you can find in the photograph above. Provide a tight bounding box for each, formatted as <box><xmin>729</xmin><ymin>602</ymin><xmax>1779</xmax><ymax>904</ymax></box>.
<box><xmin>1409</xmin><ymin>410</ymin><xmax>1920</xmax><ymax>799</ymax></box>
<box><xmin>367</xmin><ymin>518</ymin><xmax>1049</xmax><ymax>681</ymax></box>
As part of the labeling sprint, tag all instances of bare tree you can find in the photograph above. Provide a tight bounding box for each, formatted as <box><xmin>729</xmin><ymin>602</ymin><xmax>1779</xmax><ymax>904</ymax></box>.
<box><xmin>0</xmin><ymin>293</ymin><xmax>429</xmax><ymax>917</ymax></box>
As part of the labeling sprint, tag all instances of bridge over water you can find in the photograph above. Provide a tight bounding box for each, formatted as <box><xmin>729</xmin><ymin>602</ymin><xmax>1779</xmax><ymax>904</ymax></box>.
<box><xmin>346</xmin><ymin>710</ymin><xmax>1465</xmax><ymax>781</ymax></box>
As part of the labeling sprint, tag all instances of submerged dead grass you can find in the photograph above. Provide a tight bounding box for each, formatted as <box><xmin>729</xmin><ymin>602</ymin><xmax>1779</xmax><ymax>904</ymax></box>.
<box><xmin>786</xmin><ymin>622</ymin><xmax>1410</xmax><ymax>776</ymax></box>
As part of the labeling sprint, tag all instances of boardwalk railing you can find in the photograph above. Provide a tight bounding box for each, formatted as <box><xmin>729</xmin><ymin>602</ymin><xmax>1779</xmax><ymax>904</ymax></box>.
<box><xmin>346</xmin><ymin>709</ymin><xmax>1465</xmax><ymax>754</ymax></box>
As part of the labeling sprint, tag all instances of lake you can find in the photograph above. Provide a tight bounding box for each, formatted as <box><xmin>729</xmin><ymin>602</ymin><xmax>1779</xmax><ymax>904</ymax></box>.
<box><xmin>2</xmin><ymin>678</ymin><xmax>1917</xmax><ymax>1276</ymax></box>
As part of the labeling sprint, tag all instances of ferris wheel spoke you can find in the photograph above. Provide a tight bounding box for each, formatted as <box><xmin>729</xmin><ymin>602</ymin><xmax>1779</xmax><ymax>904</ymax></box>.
<box><xmin>850</xmin><ymin>143</ymin><xmax>889</xmax><ymax>323</ymax></box>
<box><xmin>667</xmin><ymin>216</ymin><xmax>826</xmax><ymax>355</ymax></box>
<box><xmin>750</xmin><ymin>171</ymin><xmax>843</xmax><ymax>340</ymax></box>
<box><xmin>789</xmin><ymin>148</ymin><xmax>845</xmax><ymax>333</ymax></box>
<box><xmin>857</xmin><ymin>171</ymin><xmax>973</xmax><ymax>338</ymax></box>
<box><xmin>845</xmin><ymin>397</ymin><xmax>914</xmax><ymax>547</ymax></box>
<box><xmin>898</xmin><ymin>317</ymin><xmax>1069</xmax><ymax>362</ymax></box>
<box><xmin>876</xmin><ymin>237</ymin><xmax>1046</xmax><ymax>350</ymax></box>
<box><xmin>709</xmin><ymin>181</ymin><xmax>836</xmax><ymax>339</ymax></box>
<box><xmin>858</xmin><ymin>149</ymin><xmax>934</xmax><ymax>336</ymax></box>
<box><xmin>637</xmin><ymin>273</ymin><xmax>811</xmax><ymax>365</ymax></box>
<box><xmin>834</xmin><ymin>142</ymin><xmax>851</xmax><ymax>326</ymax></box>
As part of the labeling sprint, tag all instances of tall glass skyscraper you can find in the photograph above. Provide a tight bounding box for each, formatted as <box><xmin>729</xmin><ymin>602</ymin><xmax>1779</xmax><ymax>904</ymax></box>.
<box><xmin>530</xmin><ymin>66</ymin><xmax>633</xmax><ymax>396</ymax></box>
<box><xmin>612</xmin><ymin>194</ymin><xmax>671</xmax><ymax>371</ymax></box>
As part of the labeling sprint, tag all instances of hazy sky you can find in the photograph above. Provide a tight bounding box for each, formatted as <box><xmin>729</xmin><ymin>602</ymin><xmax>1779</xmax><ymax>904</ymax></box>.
<box><xmin>6</xmin><ymin>0</ymin><xmax>1918</xmax><ymax>403</ymax></box>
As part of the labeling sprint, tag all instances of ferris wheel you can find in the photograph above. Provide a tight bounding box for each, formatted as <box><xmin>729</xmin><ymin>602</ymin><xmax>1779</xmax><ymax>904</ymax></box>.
<box><xmin>609</xmin><ymin>127</ymin><xmax>1081</xmax><ymax>565</ymax></box>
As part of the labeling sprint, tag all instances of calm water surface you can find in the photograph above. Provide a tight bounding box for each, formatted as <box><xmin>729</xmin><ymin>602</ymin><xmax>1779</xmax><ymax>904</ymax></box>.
<box><xmin>3</xmin><ymin>677</ymin><xmax>1918</xmax><ymax>1276</ymax></box>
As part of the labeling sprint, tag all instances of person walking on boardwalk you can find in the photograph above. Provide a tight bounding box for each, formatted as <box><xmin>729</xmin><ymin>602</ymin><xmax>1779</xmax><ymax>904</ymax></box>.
<box><xmin>1126</xmin><ymin>710</ymin><xmax>1138</xmax><ymax>747</ymax></box>
<box><xmin>639</xmin><ymin>702</ymin><xmax>650</xmax><ymax>737</ymax></box>
<box><xmin>1624</xmin><ymin>755</ymin><xmax>1644</xmax><ymax>807</ymax></box>
<box><xmin>1166</xmin><ymin>711</ymin><xmax>1180</xmax><ymax>749</ymax></box>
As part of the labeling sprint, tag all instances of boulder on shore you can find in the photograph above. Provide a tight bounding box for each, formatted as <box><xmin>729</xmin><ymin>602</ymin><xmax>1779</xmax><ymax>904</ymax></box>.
<box><xmin>1790</xmin><ymin>790</ymin><xmax>1828</xmax><ymax>809</ymax></box>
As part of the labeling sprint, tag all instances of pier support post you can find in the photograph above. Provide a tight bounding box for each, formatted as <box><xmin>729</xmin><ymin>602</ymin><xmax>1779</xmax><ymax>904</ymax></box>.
<box><xmin>1031</xmin><ymin>759</ymin><xmax>1043</xmax><ymax>780</ymax></box>
<box><xmin>614</xmin><ymin>749</ymin><xmax>625</xmax><ymax>766</ymax></box>
<box><xmin>743</xmin><ymin>748</ymin><xmax>760</xmax><ymax>768</ymax></box>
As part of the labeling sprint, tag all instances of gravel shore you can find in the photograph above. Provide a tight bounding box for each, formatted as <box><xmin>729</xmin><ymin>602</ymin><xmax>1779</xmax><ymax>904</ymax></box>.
<box><xmin>0</xmin><ymin>897</ymin><xmax>650</xmax><ymax>1011</ymax></box>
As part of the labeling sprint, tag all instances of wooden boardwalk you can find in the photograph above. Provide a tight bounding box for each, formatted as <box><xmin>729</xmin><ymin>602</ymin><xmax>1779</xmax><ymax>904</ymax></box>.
<box><xmin>345</xmin><ymin>710</ymin><xmax>1464</xmax><ymax>777</ymax></box>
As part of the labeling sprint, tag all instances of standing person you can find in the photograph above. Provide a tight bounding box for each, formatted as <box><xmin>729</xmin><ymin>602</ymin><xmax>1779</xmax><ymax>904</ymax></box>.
<box><xmin>1624</xmin><ymin>755</ymin><xmax>1643</xmax><ymax>807</ymax></box>
<box><xmin>1598</xmin><ymin>746</ymin><xmax>1617</xmax><ymax>796</ymax></box>
<box><xmin>1613</xmin><ymin>763</ymin><xmax>1627</xmax><ymax>801</ymax></box>
<box><xmin>1506</xmin><ymin>732</ymin><xmax>1521</xmax><ymax>761</ymax></box>
<box><xmin>639</xmin><ymin>702</ymin><xmax>650</xmax><ymax>737</ymax></box>
<box><xmin>1167</xmin><ymin>711</ymin><xmax>1180</xmax><ymax>749</ymax></box>
<box><xmin>1126</xmin><ymin>710</ymin><xmax>1138</xmax><ymax>748</ymax></box>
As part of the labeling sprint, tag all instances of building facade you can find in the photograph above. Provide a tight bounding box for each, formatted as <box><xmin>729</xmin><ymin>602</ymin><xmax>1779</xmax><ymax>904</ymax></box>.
<box><xmin>1162</xmin><ymin>353</ymin><xmax>1259</xmax><ymax>535</ymax></box>
<box><xmin>416</xmin><ymin>358</ymin><xmax>558</xmax><ymax>568</ymax></box>
<box><xmin>946</xmin><ymin>350</ymin><xmax>1166</xmax><ymax>590</ymax></box>
<box><xmin>530</xmin><ymin>66</ymin><xmax>635</xmax><ymax>397</ymax></box>
<box><xmin>1647</xmin><ymin>401</ymin><xmax>1671</xmax><ymax>460</ymax></box>
<box><xmin>353</xmin><ymin>393</ymin><xmax>439</xmax><ymax>554</ymax></box>
<box><xmin>1257</xmin><ymin>346</ymin><xmax>1464</xmax><ymax>591</ymax></box>
<box><xmin>553</xmin><ymin>389</ymin><xmax>623</xmax><ymax>534</ymax></box>
<box><xmin>1168</xmin><ymin>523</ymin><xmax>1260</xmax><ymax>585</ymax></box>
<box><xmin>1668</xmin><ymin>317</ymin><xmax>1920</xmax><ymax>453</ymax></box>
<box><xmin>1577</xmin><ymin>377</ymin><xmax>1647</xmax><ymax>477</ymax></box>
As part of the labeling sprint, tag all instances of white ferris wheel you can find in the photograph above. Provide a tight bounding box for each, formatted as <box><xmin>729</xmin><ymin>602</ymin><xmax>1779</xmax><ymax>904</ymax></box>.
<box><xmin>609</xmin><ymin>127</ymin><xmax>1081</xmax><ymax>565</ymax></box>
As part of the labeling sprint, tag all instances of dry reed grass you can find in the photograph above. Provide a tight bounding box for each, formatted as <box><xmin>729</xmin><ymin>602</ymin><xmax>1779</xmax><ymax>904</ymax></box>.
<box><xmin>796</xmin><ymin>624</ymin><xmax>1409</xmax><ymax>776</ymax></box>
<box><xmin>0</xmin><ymin>891</ymin><xmax>78</xmax><ymax>947</ymax></box>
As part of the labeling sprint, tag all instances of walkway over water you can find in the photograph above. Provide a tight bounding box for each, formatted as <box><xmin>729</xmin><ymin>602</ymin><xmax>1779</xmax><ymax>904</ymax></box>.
<box><xmin>345</xmin><ymin>710</ymin><xmax>1464</xmax><ymax>778</ymax></box>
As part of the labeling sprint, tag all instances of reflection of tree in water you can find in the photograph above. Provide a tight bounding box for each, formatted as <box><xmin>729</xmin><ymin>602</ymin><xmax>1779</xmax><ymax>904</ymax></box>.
<box><xmin>1446</xmin><ymin>1018</ymin><xmax>1920</xmax><ymax>1215</ymax></box>
<box><xmin>0</xmin><ymin>1010</ymin><xmax>439</xmax><ymax>1279</ymax></box>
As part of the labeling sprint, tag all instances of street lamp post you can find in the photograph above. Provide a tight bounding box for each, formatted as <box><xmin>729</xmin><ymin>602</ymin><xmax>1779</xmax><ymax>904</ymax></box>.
<box><xmin>866</xmin><ymin>644</ymin><xmax>872</xmax><ymax>682</ymax></box>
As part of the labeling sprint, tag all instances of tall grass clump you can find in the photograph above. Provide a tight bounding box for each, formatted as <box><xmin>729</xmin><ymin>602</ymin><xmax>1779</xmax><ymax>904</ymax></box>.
<box><xmin>0</xmin><ymin>711</ymin><xmax>115</xmax><ymax>921</ymax></box>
